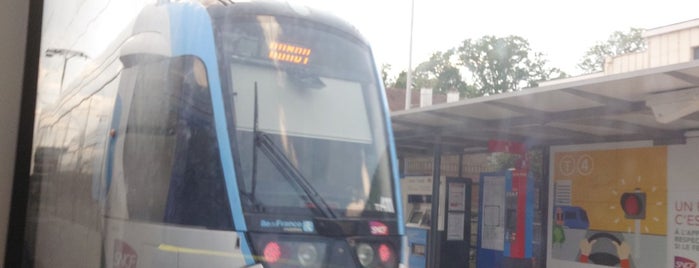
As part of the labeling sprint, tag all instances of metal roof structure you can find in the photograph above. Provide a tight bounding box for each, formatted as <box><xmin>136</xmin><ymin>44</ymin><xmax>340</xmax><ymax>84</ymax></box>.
<box><xmin>391</xmin><ymin>61</ymin><xmax>699</xmax><ymax>156</ymax></box>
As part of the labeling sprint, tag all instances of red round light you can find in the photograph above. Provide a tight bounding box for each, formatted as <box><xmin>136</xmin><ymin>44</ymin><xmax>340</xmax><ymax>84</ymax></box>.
<box><xmin>623</xmin><ymin>195</ymin><xmax>640</xmax><ymax>215</ymax></box>
<box><xmin>378</xmin><ymin>244</ymin><xmax>392</xmax><ymax>263</ymax></box>
<box><xmin>263</xmin><ymin>242</ymin><xmax>282</xmax><ymax>263</ymax></box>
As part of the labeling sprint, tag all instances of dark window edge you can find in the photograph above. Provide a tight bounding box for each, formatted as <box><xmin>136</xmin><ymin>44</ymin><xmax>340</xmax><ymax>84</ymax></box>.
<box><xmin>5</xmin><ymin>0</ymin><xmax>43</xmax><ymax>266</ymax></box>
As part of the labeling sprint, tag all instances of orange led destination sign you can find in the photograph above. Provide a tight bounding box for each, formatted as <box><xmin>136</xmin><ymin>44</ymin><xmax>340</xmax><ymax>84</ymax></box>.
<box><xmin>268</xmin><ymin>42</ymin><xmax>311</xmax><ymax>65</ymax></box>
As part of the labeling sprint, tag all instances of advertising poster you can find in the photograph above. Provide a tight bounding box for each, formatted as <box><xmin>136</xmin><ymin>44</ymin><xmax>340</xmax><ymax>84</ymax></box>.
<box><xmin>669</xmin><ymin>192</ymin><xmax>699</xmax><ymax>268</ymax></box>
<box><xmin>447</xmin><ymin>182</ymin><xmax>467</xmax><ymax>241</ymax></box>
<box><xmin>550</xmin><ymin>147</ymin><xmax>667</xmax><ymax>268</ymax></box>
<box><xmin>667</xmin><ymin>139</ymin><xmax>699</xmax><ymax>268</ymax></box>
<box><xmin>447</xmin><ymin>212</ymin><xmax>465</xmax><ymax>240</ymax></box>
<box><xmin>448</xmin><ymin>183</ymin><xmax>466</xmax><ymax>211</ymax></box>
<box><xmin>481</xmin><ymin>175</ymin><xmax>506</xmax><ymax>251</ymax></box>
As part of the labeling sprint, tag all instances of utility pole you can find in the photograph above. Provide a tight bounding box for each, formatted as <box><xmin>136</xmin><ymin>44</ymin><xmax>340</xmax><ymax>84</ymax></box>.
<box><xmin>45</xmin><ymin>48</ymin><xmax>88</xmax><ymax>93</ymax></box>
<box><xmin>404</xmin><ymin>0</ymin><xmax>415</xmax><ymax>110</ymax></box>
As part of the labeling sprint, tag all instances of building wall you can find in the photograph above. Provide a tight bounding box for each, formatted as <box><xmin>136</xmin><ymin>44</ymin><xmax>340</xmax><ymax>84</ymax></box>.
<box><xmin>647</xmin><ymin>26</ymin><xmax>699</xmax><ymax>67</ymax></box>
<box><xmin>605</xmin><ymin>19</ymin><xmax>699</xmax><ymax>75</ymax></box>
<box><xmin>403</xmin><ymin>153</ymin><xmax>494</xmax><ymax>180</ymax></box>
<box><xmin>0</xmin><ymin>0</ymin><xmax>30</xmax><ymax>265</ymax></box>
<box><xmin>605</xmin><ymin>51</ymin><xmax>649</xmax><ymax>74</ymax></box>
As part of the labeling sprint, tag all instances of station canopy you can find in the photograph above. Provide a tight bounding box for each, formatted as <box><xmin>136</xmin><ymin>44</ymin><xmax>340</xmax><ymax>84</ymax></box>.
<box><xmin>391</xmin><ymin>61</ymin><xmax>699</xmax><ymax>156</ymax></box>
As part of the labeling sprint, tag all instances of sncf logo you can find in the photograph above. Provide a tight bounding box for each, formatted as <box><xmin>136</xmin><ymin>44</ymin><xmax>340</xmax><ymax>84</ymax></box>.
<box><xmin>114</xmin><ymin>240</ymin><xmax>138</xmax><ymax>268</ymax></box>
<box><xmin>676</xmin><ymin>256</ymin><xmax>697</xmax><ymax>268</ymax></box>
<box><xmin>369</xmin><ymin>221</ymin><xmax>389</xmax><ymax>236</ymax></box>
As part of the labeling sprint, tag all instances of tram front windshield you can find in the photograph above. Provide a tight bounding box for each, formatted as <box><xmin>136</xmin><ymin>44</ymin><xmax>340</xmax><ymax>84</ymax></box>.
<box><xmin>219</xmin><ymin>15</ymin><xmax>396</xmax><ymax>219</ymax></box>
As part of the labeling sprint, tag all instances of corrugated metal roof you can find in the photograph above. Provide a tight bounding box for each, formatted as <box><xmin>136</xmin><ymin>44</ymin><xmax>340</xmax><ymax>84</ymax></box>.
<box><xmin>391</xmin><ymin>61</ymin><xmax>699</xmax><ymax>156</ymax></box>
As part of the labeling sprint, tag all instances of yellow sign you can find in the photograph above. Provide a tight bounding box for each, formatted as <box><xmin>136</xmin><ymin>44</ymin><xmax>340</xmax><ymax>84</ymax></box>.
<box><xmin>554</xmin><ymin>147</ymin><xmax>667</xmax><ymax>235</ymax></box>
<box><xmin>268</xmin><ymin>42</ymin><xmax>311</xmax><ymax>65</ymax></box>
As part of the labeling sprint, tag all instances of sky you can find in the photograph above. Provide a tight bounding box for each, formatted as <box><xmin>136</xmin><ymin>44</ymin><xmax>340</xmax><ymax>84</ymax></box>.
<box><xmin>297</xmin><ymin>0</ymin><xmax>699</xmax><ymax>77</ymax></box>
<box><xmin>38</xmin><ymin>0</ymin><xmax>151</xmax><ymax>108</ymax></box>
<box><xmin>38</xmin><ymin>0</ymin><xmax>699</xmax><ymax>107</ymax></box>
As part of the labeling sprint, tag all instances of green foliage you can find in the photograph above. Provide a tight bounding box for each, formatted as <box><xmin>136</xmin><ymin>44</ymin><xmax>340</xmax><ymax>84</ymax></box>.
<box><xmin>457</xmin><ymin>35</ymin><xmax>565</xmax><ymax>96</ymax></box>
<box><xmin>413</xmin><ymin>50</ymin><xmax>469</xmax><ymax>95</ymax></box>
<box><xmin>578</xmin><ymin>28</ymin><xmax>646</xmax><ymax>73</ymax></box>
<box><xmin>488</xmin><ymin>149</ymin><xmax>543</xmax><ymax>179</ymax></box>
<box><xmin>387</xmin><ymin>35</ymin><xmax>566</xmax><ymax>98</ymax></box>
<box><xmin>489</xmin><ymin>152</ymin><xmax>519</xmax><ymax>171</ymax></box>
<box><xmin>393</xmin><ymin>70</ymin><xmax>407</xmax><ymax>89</ymax></box>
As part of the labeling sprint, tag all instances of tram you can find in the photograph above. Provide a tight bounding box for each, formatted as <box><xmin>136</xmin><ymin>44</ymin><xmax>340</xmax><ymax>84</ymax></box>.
<box><xmin>32</xmin><ymin>1</ymin><xmax>405</xmax><ymax>267</ymax></box>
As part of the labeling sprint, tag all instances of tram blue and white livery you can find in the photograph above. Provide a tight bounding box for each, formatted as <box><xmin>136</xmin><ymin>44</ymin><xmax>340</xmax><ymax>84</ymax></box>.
<box><xmin>32</xmin><ymin>1</ymin><xmax>406</xmax><ymax>267</ymax></box>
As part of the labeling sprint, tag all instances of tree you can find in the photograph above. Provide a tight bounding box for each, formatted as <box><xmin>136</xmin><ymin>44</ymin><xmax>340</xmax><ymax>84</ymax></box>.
<box><xmin>456</xmin><ymin>35</ymin><xmax>564</xmax><ymax>96</ymax></box>
<box><xmin>578</xmin><ymin>28</ymin><xmax>646</xmax><ymax>73</ymax></box>
<box><xmin>380</xmin><ymin>63</ymin><xmax>392</xmax><ymax>89</ymax></box>
<box><xmin>413</xmin><ymin>50</ymin><xmax>470</xmax><ymax>95</ymax></box>
<box><xmin>393</xmin><ymin>70</ymin><xmax>407</xmax><ymax>89</ymax></box>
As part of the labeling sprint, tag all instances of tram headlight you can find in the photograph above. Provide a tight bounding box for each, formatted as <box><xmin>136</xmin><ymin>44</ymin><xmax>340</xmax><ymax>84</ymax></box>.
<box><xmin>249</xmin><ymin>233</ymin><xmax>329</xmax><ymax>268</ymax></box>
<box><xmin>378</xmin><ymin>243</ymin><xmax>394</xmax><ymax>263</ymax></box>
<box><xmin>263</xmin><ymin>241</ymin><xmax>282</xmax><ymax>264</ymax></box>
<box><xmin>297</xmin><ymin>243</ymin><xmax>318</xmax><ymax>267</ymax></box>
<box><xmin>249</xmin><ymin>233</ymin><xmax>399</xmax><ymax>267</ymax></box>
<box><xmin>356</xmin><ymin>243</ymin><xmax>375</xmax><ymax>267</ymax></box>
<box><xmin>352</xmin><ymin>241</ymin><xmax>398</xmax><ymax>268</ymax></box>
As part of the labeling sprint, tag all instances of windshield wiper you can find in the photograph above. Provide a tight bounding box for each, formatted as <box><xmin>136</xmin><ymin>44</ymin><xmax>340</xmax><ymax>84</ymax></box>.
<box><xmin>249</xmin><ymin>82</ymin><xmax>336</xmax><ymax>219</ymax></box>
<box><xmin>247</xmin><ymin>81</ymin><xmax>263</xmax><ymax>212</ymax></box>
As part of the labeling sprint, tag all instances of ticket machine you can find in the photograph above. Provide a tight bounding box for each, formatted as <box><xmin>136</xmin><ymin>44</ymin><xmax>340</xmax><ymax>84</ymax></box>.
<box><xmin>401</xmin><ymin>176</ymin><xmax>472</xmax><ymax>268</ymax></box>
<box><xmin>477</xmin><ymin>170</ymin><xmax>537</xmax><ymax>268</ymax></box>
<box><xmin>405</xmin><ymin>194</ymin><xmax>430</xmax><ymax>268</ymax></box>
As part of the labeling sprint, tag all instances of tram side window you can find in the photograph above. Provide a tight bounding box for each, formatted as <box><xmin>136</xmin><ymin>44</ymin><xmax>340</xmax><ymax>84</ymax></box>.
<box><xmin>123</xmin><ymin>59</ymin><xmax>175</xmax><ymax>223</ymax></box>
<box><xmin>123</xmin><ymin>56</ymin><xmax>233</xmax><ymax>230</ymax></box>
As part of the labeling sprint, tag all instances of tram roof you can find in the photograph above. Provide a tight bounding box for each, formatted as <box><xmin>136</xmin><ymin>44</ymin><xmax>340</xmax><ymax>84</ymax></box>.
<box><xmin>391</xmin><ymin>60</ymin><xmax>699</xmax><ymax>156</ymax></box>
